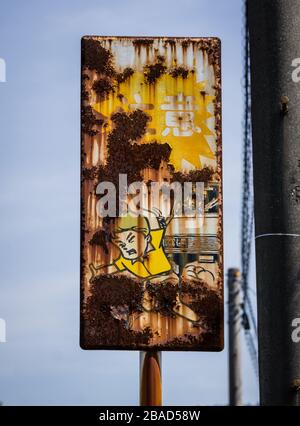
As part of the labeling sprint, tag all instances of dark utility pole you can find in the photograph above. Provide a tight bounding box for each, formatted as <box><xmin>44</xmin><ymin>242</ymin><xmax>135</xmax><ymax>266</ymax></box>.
<box><xmin>248</xmin><ymin>0</ymin><xmax>300</xmax><ymax>405</ymax></box>
<box><xmin>228</xmin><ymin>268</ymin><xmax>243</xmax><ymax>406</ymax></box>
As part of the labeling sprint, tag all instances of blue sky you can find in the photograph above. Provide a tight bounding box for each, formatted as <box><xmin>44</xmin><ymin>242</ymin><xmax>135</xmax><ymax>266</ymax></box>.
<box><xmin>0</xmin><ymin>0</ymin><xmax>258</xmax><ymax>405</ymax></box>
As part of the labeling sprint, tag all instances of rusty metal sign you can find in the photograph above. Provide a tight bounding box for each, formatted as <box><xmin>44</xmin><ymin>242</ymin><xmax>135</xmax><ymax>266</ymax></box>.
<box><xmin>80</xmin><ymin>36</ymin><xmax>223</xmax><ymax>350</ymax></box>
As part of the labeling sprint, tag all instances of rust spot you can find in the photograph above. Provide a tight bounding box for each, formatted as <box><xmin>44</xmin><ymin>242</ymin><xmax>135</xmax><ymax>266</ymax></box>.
<box><xmin>81</xmin><ymin>74</ymin><xmax>90</xmax><ymax>102</ymax></box>
<box><xmin>82</xmin><ymin>166</ymin><xmax>98</xmax><ymax>180</ymax></box>
<box><xmin>92</xmin><ymin>77</ymin><xmax>115</xmax><ymax>99</ymax></box>
<box><xmin>131</xmin><ymin>142</ymin><xmax>171</xmax><ymax>170</ymax></box>
<box><xmin>83</xmin><ymin>275</ymin><xmax>153</xmax><ymax>348</ymax></box>
<box><xmin>117</xmin><ymin>93</ymin><xmax>125</xmax><ymax>101</ymax></box>
<box><xmin>133</xmin><ymin>39</ymin><xmax>154</xmax><ymax>47</ymax></box>
<box><xmin>171</xmin><ymin>167</ymin><xmax>215</xmax><ymax>183</ymax></box>
<box><xmin>82</xmin><ymin>39</ymin><xmax>135</xmax><ymax>101</ymax></box>
<box><xmin>164</xmin><ymin>39</ymin><xmax>176</xmax><ymax>46</ymax></box>
<box><xmin>96</xmin><ymin>110</ymin><xmax>171</xmax><ymax>191</ymax></box>
<box><xmin>82</xmin><ymin>38</ymin><xmax>115</xmax><ymax>75</ymax></box>
<box><xmin>89</xmin><ymin>229</ymin><xmax>109</xmax><ymax>254</ymax></box>
<box><xmin>115</xmin><ymin>67</ymin><xmax>134</xmax><ymax>84</ymax></box>
<box><xmin>199</xmin><ymin>39</ymin><xmax>221</xmax><ymax>66</ymax></box>
<box><xmin>146</xmin><ymin>281</ymin><xmax>179</xmax><ymax>317</ymax></box>
<box><xmin>169</xmin><ymin>66</ymin><xmax>190</xmax><ymax>79</ymax></box>
<box><xmin>81</xmin><ymin>88</ymin><xmax>89</xmax><ymax>102</ymax></box>
<box><xmin>89</xmin><ymin>274</ymin><xmax>144</xmax><ymax>308</ymax></box>
<box><xmin>151</xmin><ymin>330</ymin><xmax>218</xmax><ymax>351</ymax></box>
<box><xmin>181</xmin><ymin>279</ymin><xmax>222</xmax><ymax>330</ymax></box>
<box><xmin>110</xmin><ymin>109</ymin><xmax>150</xmax><ymax>141</ymax></box>
<box><xmin>81</xmin><ymin>105</ymin><xmax>103</xmax><ymax>136</ymax></box>
<box><xmin>143</xmin><ymin>55</ymin><xmax>167</xmax><ymax>84</ymax></box>
<box><xmin>181</xmin><ymin>40</ymin><xmax>190</xmax><ymax>48</ymax></box>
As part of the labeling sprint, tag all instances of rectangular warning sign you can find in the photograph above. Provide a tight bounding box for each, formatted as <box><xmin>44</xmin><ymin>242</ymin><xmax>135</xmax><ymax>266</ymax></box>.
<box><xmin>80</xmin><ymin>36</ymin><xmax>223</xmax><ymax>350</ymax></box>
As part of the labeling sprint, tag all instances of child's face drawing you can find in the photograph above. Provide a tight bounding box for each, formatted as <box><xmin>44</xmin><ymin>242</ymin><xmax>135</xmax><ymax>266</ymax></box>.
<box><xmin>111</xmin><ymin>229</ymin><xmax>150</xmax><ymax>260</ymax></box>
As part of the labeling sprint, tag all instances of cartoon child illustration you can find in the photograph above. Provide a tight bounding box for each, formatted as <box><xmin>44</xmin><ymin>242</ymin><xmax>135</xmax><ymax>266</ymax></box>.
<box><xmin>89</xmin><ymin>209</ymin><xmax>172</xmax><ymax>279</ymax></box>
<box><xmin>89</xmin><ymin>209</ymin><xmax>200</xmax><ymax>324</ymax></box>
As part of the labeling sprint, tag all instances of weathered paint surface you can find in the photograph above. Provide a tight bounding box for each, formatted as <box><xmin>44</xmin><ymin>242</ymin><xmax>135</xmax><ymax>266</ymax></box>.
<box><xmin>80</xmin><ymin>37</ymin><xmax>223</xmax><ymax>350</ymax></box>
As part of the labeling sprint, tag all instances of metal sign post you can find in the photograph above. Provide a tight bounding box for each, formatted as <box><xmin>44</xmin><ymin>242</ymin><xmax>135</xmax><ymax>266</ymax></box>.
<box><xmin>80</xmin><ymin>36</ymin><xmax>223</xmax><ymax>404</ymax></box>
<box><xmin>140</xmin><ymin>351</ymin><xmax>162</xmax><ymax>406</ymax></box>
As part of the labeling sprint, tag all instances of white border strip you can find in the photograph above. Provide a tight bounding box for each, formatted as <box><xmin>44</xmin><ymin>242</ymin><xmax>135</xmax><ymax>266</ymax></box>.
<box><xmin>255</xmin><ymin>233</ymin><xmax>300</xmax><ymax>239</ymax></box>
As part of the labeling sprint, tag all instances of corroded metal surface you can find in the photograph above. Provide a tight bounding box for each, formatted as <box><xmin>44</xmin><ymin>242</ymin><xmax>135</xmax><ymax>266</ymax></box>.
<box><xmin>140</xmin><ymin>351</ymin><xmax>162</xmax><ymax>406</ymax></box>
<box><xmin>80</xmin><ymin>37</ymin><xmax>223</xmax><ymax>351</ymax></box>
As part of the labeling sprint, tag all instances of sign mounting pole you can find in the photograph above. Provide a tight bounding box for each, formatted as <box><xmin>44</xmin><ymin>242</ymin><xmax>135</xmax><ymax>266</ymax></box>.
<box><xmin>80</xmin><ymin>37</ymin><xmax>223</xmax><ymax>407</ymax></box>
<box><xmin>140</xmin><ymin>351</ymin><xmax>162</xmax><ymax>406</ymax></box>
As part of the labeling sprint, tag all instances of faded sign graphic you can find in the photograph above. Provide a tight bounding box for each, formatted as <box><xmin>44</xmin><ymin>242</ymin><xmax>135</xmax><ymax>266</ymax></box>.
<box><xmin>80</xmin><ymin>37</ymin><xmax>223</xmax><ymax>350</ymax></box>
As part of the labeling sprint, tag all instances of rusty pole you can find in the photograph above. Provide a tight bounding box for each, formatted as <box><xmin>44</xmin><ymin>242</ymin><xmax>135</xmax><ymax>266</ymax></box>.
<box><xmin>140</xmin><ymin>351</ymin><xmax>162</xmax><ymax>406</ymax></box>
<box><xmin>228</xmin><ymin>268</ymin><xmax>243</xmax><ymax>406</ymax></box>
